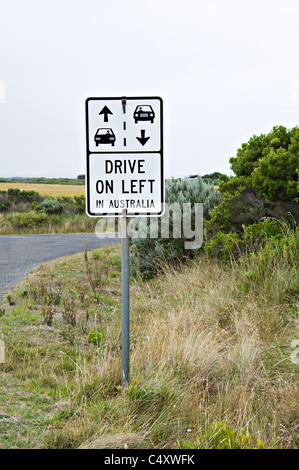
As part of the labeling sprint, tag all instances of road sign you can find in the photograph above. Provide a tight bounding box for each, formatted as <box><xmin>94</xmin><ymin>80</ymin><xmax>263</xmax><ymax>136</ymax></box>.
<box><xmin>85</xmin><ymin>96</ymin><xmax>164</xmax><ymax>217</ymax></box>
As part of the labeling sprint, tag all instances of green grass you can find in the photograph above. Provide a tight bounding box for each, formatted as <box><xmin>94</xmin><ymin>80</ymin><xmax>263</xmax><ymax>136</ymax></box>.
<box><xmin>0</xmin><ymin>231</ymin><xmax>298</xmax><ymax>449</ymax></box>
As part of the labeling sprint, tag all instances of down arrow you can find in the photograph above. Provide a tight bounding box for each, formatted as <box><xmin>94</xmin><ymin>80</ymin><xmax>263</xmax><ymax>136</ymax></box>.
<box><xmin>136</xmin><ymin>129</ymin><xmax>150</xmax><ymax>146</ymax></box>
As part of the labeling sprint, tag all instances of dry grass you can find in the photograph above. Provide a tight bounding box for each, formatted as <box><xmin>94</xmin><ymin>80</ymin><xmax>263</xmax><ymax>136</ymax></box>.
<box><xmin>0</xmin><ymin>183</ymin><xmax>85</xmax><ymax>197</ymax></box>
<box><xmin>0</xmin><ymin>233</ymin><xmax>298</xmax><ymax>449</ymax></box>
<box><xmin>126</xmin><ymin>253</ymin><xmax>298</xmax><ymax>448</ymax></box>
<box><xmin>80</xmin><ymin>432</ymin><xmax>152</xmax><ymax>449</ymax></box>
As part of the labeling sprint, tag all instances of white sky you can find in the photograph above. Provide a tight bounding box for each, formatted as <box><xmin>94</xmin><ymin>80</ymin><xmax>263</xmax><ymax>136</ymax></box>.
<box><xmin>1</xmin><ymin>0</ymin><xmax>299</xmax><ymax>178</ymax></box>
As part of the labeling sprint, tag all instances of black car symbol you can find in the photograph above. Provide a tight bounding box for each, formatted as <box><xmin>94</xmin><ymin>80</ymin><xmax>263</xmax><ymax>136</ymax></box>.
<box><xmin>134</xmin><ymin>105</ymin><xmax>155</xmax><ymax>123</ymax></box>
<box><xmin>94</xmin><ymin>128</ymin><xmax>116</xmax><ymax>146</ymax></box>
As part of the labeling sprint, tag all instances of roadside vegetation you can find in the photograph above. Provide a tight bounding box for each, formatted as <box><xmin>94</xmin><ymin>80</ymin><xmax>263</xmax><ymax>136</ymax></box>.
<box><xmin>0</xmin><ymin>225</ymin><xmax>298</xmax><ymax>449</ymax></box>
<box><xmin>0</xmin><ymin>188</ymin><xmax>95</xmax><ymax>234</ymax></box>
<box><xmin>189</xmin><ymin>171</ymin><xmax>223</xmax><ymax>186</ymax></box>
<box><xmin>0</xmin><ymin>125</ymin><xmax>298</xmax><ymax>449</ymax></box>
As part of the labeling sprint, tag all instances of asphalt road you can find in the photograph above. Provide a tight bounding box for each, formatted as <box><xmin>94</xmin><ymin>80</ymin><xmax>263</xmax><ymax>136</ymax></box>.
<box><xmin>0</xmin><ymin>233</ymin><xmax>119</xmax><ymax>299</ymax></box>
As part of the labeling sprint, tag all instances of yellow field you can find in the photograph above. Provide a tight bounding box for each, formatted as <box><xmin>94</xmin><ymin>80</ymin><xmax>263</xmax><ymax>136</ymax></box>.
<box><xmin>0</xmin><ymin>183</ymin><xmax>85</xmax><ymax>197</ymax></box>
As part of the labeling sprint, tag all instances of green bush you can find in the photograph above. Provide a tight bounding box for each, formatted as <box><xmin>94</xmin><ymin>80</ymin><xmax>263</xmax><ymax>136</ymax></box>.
<box><xmin>0</xmin><ymin>201</ymin><xmax>11</xmax><ymax>212</ymax></box>
<box><xmin>205</xmin><ymin>217</ymin><xmax>294</xmax><ymax>261</ymax></box>
<box><xmin>0</xmin><ymin>189</ymin><xmax>41</xmax><ymax>214</ymax></box>
<box><xmin>205</xmin><ymin>217</ymin><xmax>297</xmax><ymax>263</ymax></box>
<box><xmin>179</xmin><ymin>419</ymin><xmax>265</xmax><ymax>449</ymax></box>
<box><xmin>41</xmin><ymin>198</ymin><xmax>62</xmax><ymax>215</ymax></box>
<box><xmin>88</xmin><ymin>327</ymin><xmax>106</xmax><ymax>345</ymax></box>
<box><xmin>204</xmin><ymin>231</ymin><xmax>243</xmax><ymax>261</ymax></box>
<box><xmin>74</xmin><ymin>195</ymin><xmax>86</xmax><ymax>214</ymax></box>
<box><xmin>4</xmin><ymin>212</ymin><xmax>49</xmax><ymax>229</ymax></box>
<box><xmin>0</xmin><ymin>190</ymin><xmax>96</xmax><ymax>234</ymax></box>
<box><xmin>207</xmin><ymin>126</ymin><xmax>299</xmax><ymax>239</ymax></box>
<box><xmin>31</xmin><ymin>201</ymin><xmax>41</xmax><ymax>211</ymax></box>
<box><xmin>7</xmin><ymin>188</ymin><xmax>40</xmax><ymax>203</ymax></box>
<box><xmin>130</xmin><ymin>177</ymin><xmax>222</xmax><ymax>278</ymax></box>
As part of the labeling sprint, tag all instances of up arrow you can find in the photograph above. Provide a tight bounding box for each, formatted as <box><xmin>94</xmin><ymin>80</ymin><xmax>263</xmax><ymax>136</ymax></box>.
<box><xmin>136</xmin><ymin>129</ymin><xmax>150</xmax><ymax>146</ymax></box>
<box><xmin>99</xmin><ymin>106</ymin><xmax>113</xmax><ymax>122</ymax></box>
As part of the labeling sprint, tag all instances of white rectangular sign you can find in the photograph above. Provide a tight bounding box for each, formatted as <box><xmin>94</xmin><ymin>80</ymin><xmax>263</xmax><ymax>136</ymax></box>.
<box><xmin>85</xmin><ymin>96</ymin><xmax>164</xmax><ymax>216</ymax></box>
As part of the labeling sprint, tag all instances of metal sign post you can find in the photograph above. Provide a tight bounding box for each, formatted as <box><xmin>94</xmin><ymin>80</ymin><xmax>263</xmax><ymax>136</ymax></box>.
<box><xmin>121</xmin><ymin>209</ymin><xmax>130</xmax><ymax>388</ymax></box>
<box><xmin>85</xmin><ymin>96</ymin><xmax>164</xmax><ymax>388</ymax></box>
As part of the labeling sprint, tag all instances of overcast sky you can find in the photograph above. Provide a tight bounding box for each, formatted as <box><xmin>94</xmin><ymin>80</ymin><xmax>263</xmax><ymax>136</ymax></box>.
<box><xmin>1</xmin><ymin>0</ymin><xmax>299</xmax><ymax>179</ymax></box>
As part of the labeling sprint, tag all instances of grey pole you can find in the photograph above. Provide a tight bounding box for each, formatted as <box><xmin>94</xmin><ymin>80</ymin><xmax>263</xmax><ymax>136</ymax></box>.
<box><xmin>121</xmin><ymin>208</ymin><xmax>130</xmax><ymax>388</ymax></box>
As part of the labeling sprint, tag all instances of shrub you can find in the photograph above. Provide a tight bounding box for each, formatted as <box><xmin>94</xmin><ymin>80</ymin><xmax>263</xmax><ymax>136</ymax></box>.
<box><xmin>0</xmin><ymin>189</ymin><xmax>41</xmax><ymax>214</ymax></box>
<box><xmin>41</xmin><ymin>198</ymin><xmax>62</xmax><ymax>215</ymax></box>
<box><xmin>207</xmin><ymin>126</ymin><xmax>299</xmax><ymax>238</ymax></box>
<box><xmin>204</xmin><ymin>231</ymin><xmax>243</xmax><ymax>261</ymax></box>
<box><xmin>179</xmin><ymin>419</ymin><xmax>265</xmax><ymax>449</ymax></box>
<box><xmin>74</xmin><ymin>195</ymin><xmax>86</xmax><ymax>214</ymax></box>
<box><xmin>31</xmin><ymin>201</ymin><xmax>41</xmax><ymax>211</ymax></box>
<box><xmin>130</xmin><ymin>177</ymin><xmax>222</xmax><ymax>278</ymax></box>
<box><xmin>88</xmin><ymin>327</ymin><xmax>106</xmax><ymax>345</ymax></box>
<box><xmin>4</xmin><ymin>212</ymin><xmax>48</xmax><ymax>229</ymax></box>
<box><xmin>205</xmin><ymin>217</ymin><xmax>297</xmax><ymax>262</ymax></box>
<box><xmin>7</xmin><ymin>188</ymin><xmax>40</xmax><ymax>203</ymax></box>
<box><xmin>0</xmin><ymin>201</ymin><xmax>10</xmax><ymax>212</ymax></box>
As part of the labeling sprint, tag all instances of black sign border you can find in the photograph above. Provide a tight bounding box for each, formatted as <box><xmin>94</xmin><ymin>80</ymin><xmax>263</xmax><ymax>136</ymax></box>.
<box><xmin>85</xmin><ymin>96</ymin><xmax>164</xmax><ymax>217</ymax></box>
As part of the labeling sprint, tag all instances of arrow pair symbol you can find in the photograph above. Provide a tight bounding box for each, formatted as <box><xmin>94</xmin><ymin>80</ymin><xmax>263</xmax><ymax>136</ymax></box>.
<box><xmin>99</xmin><ymin>107</ymin><xmax>150</xmax><ymax>146</ymax></box>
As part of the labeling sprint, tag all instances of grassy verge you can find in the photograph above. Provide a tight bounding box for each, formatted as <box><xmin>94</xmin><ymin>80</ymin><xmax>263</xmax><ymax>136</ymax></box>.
<box><xmin>0</xmin><ymin>235</ymin><xmax>298</xmax><ymax>449</ymax></box>
<box><xmin>0</xmin><ymin>212</ymin><xmax>98</xmax><ymax>235</ymax></box>
<box><xmin>0</xmin><ymin>187</ymin><xmax>94</xmax><ymax>235</ymax></box>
